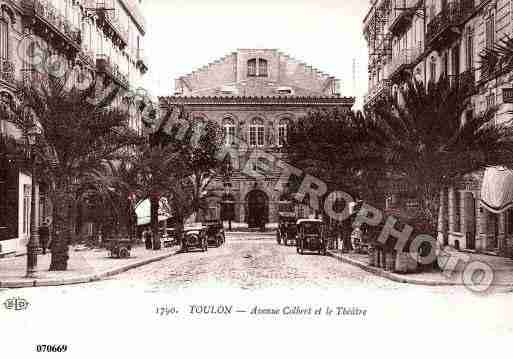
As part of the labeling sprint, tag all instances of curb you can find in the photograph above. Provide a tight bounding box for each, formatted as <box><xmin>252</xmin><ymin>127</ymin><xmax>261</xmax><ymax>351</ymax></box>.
<box><xmin>0</xmin><ymin>248</ymin><xmax>181</xmax><ymax>289</ymax></box>
<box><xmin>327</xmin><ymin>251</ymin><xmax>460</xmax><ymax>287</ymax></box>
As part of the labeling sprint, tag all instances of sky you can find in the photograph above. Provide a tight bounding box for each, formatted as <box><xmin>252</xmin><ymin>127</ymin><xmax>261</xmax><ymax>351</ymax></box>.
<box><xmin>140</xmin><ymin>0</ymin><xmax>369</xmax><ymax>108</ymax></box>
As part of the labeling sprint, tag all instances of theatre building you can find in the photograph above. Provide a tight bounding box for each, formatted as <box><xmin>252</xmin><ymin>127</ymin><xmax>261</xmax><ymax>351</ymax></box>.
<box><xmin>161</xmin><ymin>49</ymin><xmax>354</xmax><ymax>227</ymax></box>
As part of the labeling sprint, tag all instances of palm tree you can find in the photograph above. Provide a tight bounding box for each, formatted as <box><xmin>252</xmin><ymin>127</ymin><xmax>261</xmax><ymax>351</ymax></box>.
<box><xmin>361</xmin><ymin>77</ymin><xmax>513</xmax><ymax>235</ymax></box>
<box><xmin>2</xmin><ymin>73</ymin><xmax>142</xmax><ymax>270</ymax></box>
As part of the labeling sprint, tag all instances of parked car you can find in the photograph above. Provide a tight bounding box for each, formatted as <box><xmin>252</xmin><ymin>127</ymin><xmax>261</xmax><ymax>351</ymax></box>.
<box><xmin>276</xmin><ymin>212</ymin><xmax>297</xmax><ymax>246</ymax></box>
<box><xmin>296</xmin><ymin>219</ymin><xmax>327</xmax><ymax>255</ymax></box>
<box><xmin>203</xmin><ymin>219</ymin><xmax>225</xmax><ymax>247</ymax></box>
<box><xmin>182</xmin><ymin>223</ymin><xmax>208</xmax><ymax>252</ymax></box>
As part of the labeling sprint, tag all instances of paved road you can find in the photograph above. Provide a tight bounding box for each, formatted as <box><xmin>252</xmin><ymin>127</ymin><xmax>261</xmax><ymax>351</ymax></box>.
<box><xmin>52</xmin><ymin>232</ymin><xmax>503</xmax><ymax>295</ymax></box>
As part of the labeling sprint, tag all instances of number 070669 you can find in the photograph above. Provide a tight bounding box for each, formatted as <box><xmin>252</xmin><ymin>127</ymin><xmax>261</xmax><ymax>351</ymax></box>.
<box><xmin>36</xmin><ymin>345</ymin><xmax>68</xmax><ymax>353</ymax></box>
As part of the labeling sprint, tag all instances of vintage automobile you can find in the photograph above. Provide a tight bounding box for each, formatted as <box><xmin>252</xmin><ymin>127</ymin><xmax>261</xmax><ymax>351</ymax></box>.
<box><xmin>296</xmin><ymin>219</ymin><xmax>327</xmax><ymax>255</ymax></box>
<box><xmin>106</xmin><ymin>238</ymin><xmax>132</xmax><ymax>259</ymax></box>
<box><xmin>203</xmin><ymin>219</ymin><xmax>225</xmax><ymax>247</ymax></box>
<box><xmin>276</xmin><ymin>212</ymin><xmax>297</xmax><ymax>246</ymax></box>
<box><xmin>182</xmin><ymin>223</ymin><xmax>208</xmax><ymax>252</ymax></box>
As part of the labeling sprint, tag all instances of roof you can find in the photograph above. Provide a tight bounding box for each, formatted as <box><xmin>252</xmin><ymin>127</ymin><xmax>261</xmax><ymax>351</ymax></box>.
<box><xmin>160</xmin><ymin>96</ymin><xmax>355</xmax><ymax>106</ymax></box>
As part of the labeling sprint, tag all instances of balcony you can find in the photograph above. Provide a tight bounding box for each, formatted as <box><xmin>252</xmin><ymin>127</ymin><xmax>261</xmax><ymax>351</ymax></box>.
<box><xmin>21</xmin><ymin>0</ymin><xmax>82</xmax><ymax>55</ymax></box>
<box><xmin>96</xmin><ymin>55</ymin><xmax>130</xmax><ymax>90</ymax></box>
<box><xmin>364</xmin><ymin>79</ymin><xmax>392</xmax><ymax>106</ymax></box>
<box><xmin>389</xmin><ymin>45</ymin><xmax>423</xmax><ymax>80</ymax></box>
<box><xmin>426</xmin><ymin>0</ymin><xmax>475</xmax><ymax>50</ymax></box>
<box><xmin>388</xmin><ymin>0</ymin><xmax>421</xmax><ymax>35</ymax></box>
<box><xmin>449</xmin><ymin>70</ymin><xmax>476</xmax><ymax>95</ymax></box>
<box><xmin>96</xmin><ymin>5</ymin><xmax>129</xmax><ymax>50</ymax></box>
<box><xmin>0</xmin><ymin>59</ymin><xmax>15</xmax><ymax>86</ymax></box>
<box><xmin>136</xmin><ymin>49</ymin><xmax>149</xmax><ymax>74</ymax></box>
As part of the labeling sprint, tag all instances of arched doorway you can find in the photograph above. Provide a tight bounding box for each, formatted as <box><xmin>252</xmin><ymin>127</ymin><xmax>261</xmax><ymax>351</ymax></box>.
<box><xmin>246</xmin><ymin>190</ymin><xmax>269</xmax><ymax>228</ymax></box>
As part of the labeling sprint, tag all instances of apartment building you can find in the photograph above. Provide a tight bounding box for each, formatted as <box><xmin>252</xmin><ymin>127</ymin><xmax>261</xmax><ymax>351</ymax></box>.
<box><xmin>0</xmin><ymin>0</ymin><xmax>149</xmax><ymax>257</ymax></box>
<box><xmin>364</xmin><ymin>0</ymin><xmax>513</xmax><ymax>256</ymax></box>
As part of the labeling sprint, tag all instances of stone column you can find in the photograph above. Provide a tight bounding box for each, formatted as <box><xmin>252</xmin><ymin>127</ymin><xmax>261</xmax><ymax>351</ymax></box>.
<box><xmin>499</xmin><ymin>212</ymin><xmax>506</xmax><ymax>251</ymax></box>
<box><xmin>238</xmin><ymin>202</ymin><xmax>245</xmax><ymax>223</ymax></box>
<box><xmin>477</xmin><ymin>205</ymin><xmax>488</xmax><ymax>251</ymax></box>
<box><xmin>462</xmin><ymin>192</ymin><xmax>476</xmax><ymax>249</ymax></box>
<box><xmin>438</xmin><ymin>188</ymin><xmax>448</xmax><ymax>245</ymax></box>
<box><xmin>448</xmin><ymin>187</ymin><xmax>456</xmax><ymax>234</ymax></box>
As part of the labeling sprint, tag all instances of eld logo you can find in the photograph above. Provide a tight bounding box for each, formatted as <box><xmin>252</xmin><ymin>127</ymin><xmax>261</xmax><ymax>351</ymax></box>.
<box><xmin>3</xmin><ymin>297</ymin><xmax>30</xmax><ymax>311</ymax></box>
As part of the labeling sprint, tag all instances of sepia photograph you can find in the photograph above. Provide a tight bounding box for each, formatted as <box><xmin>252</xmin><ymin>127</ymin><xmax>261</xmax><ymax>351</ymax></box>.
<box><xmin>0</xmin><ymin>0</ymin><xmax>512</xmax><ymax>357</ymax></box>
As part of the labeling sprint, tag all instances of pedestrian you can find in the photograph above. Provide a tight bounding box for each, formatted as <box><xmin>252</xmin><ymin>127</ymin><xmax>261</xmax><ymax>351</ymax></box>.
<box><xmin>38</xmin><ymin>220</ymin><xmax>50</xmax><ymax>255</ymax></box>
<box><xmin>351</xmin><ymin>224</ymin><xmax>363</xmax><ymax>253</ymax></box>
<box><xmin>144</xmin><ymin>228</ymin><xmax>153</xmax><ymax>250</ymax></box>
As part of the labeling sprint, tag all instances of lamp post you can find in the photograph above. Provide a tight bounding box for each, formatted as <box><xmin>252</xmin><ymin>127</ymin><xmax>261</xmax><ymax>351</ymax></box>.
<box><xmin>26</xmin><ymin>126</ymin><xmax>41</xmax><ymax>278</ymax></box>
<box><xmin>223</xmin><ymin>181</ymin><xmax>233</xmax><ymax>231</ymax></box>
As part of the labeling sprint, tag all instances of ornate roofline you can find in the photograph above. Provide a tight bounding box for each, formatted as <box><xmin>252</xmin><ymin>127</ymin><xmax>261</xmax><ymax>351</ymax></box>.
<box><xmin>159</xmin><ymin>96</ymin><xmax>355</xmax><ymax>106</ymax></box>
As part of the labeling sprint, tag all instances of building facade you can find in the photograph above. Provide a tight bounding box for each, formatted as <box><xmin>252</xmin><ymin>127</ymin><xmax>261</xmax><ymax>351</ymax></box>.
<box><xmin>363</xmin><ymin>0</ymin><xmax>513</xmax><ymax>256</ymax></box>
<box><xmin>0</xmin><ymin>0</ymin><xmax>148</xmax><ymax>257</ymax></box>
<box><xmin>162</xmin><ymin>49</ymin><xmax>355</xmax><ymax>227</ymax></box>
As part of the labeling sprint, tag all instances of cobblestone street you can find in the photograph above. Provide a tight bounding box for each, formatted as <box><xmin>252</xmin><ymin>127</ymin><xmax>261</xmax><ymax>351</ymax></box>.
<box><xmin>38</xmin><ymin>232</ymin><xmax>508</xmax><ymax>296</ymax></box>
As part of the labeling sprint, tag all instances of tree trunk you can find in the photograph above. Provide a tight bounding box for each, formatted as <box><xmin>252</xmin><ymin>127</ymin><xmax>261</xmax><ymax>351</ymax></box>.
<box><xmin>176</xmin><ymin>217</ymin><xmax>184</xmax><ymax>249</ymax></box>
<box><xmin>49</xmin><ymin>183</ymin><xmax>72</xmax><ymax>271</ymax></box>
<box><xmin>150</xmin><ymin>193</ymin><xmax>160</xmax><ymax>246</ymax></box>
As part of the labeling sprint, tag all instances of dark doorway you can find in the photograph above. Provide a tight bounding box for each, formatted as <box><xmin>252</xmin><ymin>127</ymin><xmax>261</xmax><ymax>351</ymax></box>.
<box><xmin>246</xmin><ymin>190</ymin><xmax>268</xmax><ymax>228</ymax></box>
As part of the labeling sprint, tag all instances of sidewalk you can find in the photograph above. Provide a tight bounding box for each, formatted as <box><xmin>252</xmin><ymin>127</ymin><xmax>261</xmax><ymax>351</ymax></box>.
<box><xmin>0</xmin><ymin>245</ymin><xmax>180</xmax><ymax>289</ymax></box>
<box><xmin>328</xmin><ymin>249</ymin><xmax>513</xmax><ymax>287</ymax></box>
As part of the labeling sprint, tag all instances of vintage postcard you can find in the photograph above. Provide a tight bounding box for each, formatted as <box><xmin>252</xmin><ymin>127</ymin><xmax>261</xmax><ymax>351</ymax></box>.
<box><xmin>1</xmin><ymin>0</ymin><xmax>512</xmax><ymax>357</ymax></box>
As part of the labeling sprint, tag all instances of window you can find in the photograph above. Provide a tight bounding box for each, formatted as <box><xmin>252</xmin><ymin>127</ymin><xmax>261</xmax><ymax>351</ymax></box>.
<box><xmin>278</xmin><ymin>122</ymin><xmax>288</xmax><ymax>147</ymax></box>
<box><xmin>0</xmin><ymin>17</ymin><xmax>8</xmax><ymax>60</ymax></box>
<box><xmin>249</xmin><ymin>120</ymin><xmax>265</xmax><ymax>147</ymax></box>
<box><xmin>247</xmin><ymin>58</ymin><xmax>268</xmax><ymax>77</ymax></box>
<box><xmin>466</xmin><ymin>27</ymin><xmax>474</xmax><ymax>71</ymax></box>
<box><xmin>247</xmin><ymin>58</ymin><xmax>257</xmax><ymax>77</ymax></box>
<box><xmin>429</xmin><ymin>60</ymin><xmax>436</xmax><ymax>82</ymax></box>
<box><xmin>258</xmin><ymin>59</ymin><xmax>268</xmax><ymax>77</ymax></box>
<box><xmin>224</xmin><ymin>121</ymin><xmax>236</xmax><ymax>146</ymax></box>
<box><xmin>486</xmin><ymin>12</ymin><xmax>495</xmax><ymax>50</ymax></box>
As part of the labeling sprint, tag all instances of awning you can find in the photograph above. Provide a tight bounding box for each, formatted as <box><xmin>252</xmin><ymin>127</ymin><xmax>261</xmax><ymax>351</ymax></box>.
<box><xmin>135</xmin><ymin>198</ymin><xmax>172</xmax><ymax>226</ymax></box>
<box><xmin>481</xmin><ymin>167</ymin><xmax>513</xmax><ymax>214</ymax></box>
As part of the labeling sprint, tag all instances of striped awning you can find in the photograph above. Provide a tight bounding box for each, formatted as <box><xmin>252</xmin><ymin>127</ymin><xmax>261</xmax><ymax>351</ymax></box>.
<box><xmin>481</xmin><ymin>167</ymin><xmax>513</xmax><ymax>214</ymax></box>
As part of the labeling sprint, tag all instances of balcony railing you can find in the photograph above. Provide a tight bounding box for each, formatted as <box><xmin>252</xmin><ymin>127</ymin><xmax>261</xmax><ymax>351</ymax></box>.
<box><xmin>388</xmin><ymin>0</ymin><xmax>420</xmax><ymax>35</ymax></box>
<box><xmin>389</xmin><ymin>45</ymin><xmax>423</xmax><ymax>78</ymax></box>
<box><xmin>364</xmin><ymin>79</ymin><xmax>392</xmax><ymax>105</ymax></box>
<box><xmin>426</xmin><ymin>0</ymin><xmax>475</xmax><ymax>48</ymax></box>
<box><xmin>448</xmin><ymin>70</ymin><xmax>476</xmax><ymax>96</ymax></box>
<box><xmin>96</xmin><ymin>6</ymin><xmax>129</xmax><ymax>50</ymax></box>
<box><xmin>21</xmin><ymin>0</ymin><xmax>82</xmax><ymax>51</ymax></box>
<box><xmin>0</xmin><ymin>59</ymin><xmax>15</xmax><ymax>85</ymax></box>
<box><xmin>96</xmin><ymin>54</ymin><xmax>130</xmax><ymax>90</ymax></box>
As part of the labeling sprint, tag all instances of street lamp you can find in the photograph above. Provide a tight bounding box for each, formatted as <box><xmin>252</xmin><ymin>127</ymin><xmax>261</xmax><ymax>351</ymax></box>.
<box><xmin>26</xmin><ymin>125</ymin><xmax>41</xmax><ymax>278</ymax></box>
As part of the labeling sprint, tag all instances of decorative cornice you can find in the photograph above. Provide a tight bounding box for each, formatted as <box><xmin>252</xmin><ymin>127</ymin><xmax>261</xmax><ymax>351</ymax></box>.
<box><xmin>159</xmin><ymin>96</ymin><xmax>355</xmax><ymax>107</ymax></box>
